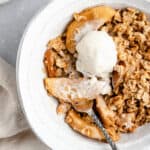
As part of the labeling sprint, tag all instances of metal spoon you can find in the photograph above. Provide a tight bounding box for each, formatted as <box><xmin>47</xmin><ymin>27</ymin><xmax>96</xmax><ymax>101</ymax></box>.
<box><xmin>73</xmin><ymin>101</ymin><xmax>118</xmax><ymax>150</ymax></box>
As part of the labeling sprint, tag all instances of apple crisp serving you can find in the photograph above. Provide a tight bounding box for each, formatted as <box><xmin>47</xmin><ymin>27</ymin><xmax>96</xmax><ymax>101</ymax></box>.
<box><xmin>44</xmin><ymin>6</ymin><xmax>150</xmax><ymax>142</ymax></box>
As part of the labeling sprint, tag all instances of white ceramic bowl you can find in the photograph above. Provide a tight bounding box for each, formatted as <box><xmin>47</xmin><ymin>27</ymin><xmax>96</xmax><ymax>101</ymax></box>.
<box><xmin>16</xmin><ymin>0</ymin><xmax>150</xmax><ymax>149</ymax></box>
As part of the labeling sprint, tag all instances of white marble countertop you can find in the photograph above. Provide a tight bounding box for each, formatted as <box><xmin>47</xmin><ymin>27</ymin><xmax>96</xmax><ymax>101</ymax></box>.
<box><xmin>0</xmin><ymin>0</ymin><xmax>50</xmax><ymax>66</ymax></box>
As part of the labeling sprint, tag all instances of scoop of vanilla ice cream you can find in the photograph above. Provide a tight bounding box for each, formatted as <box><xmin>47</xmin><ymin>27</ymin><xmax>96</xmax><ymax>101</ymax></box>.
<box><xmin>76</xmin><ymin>31</ymin><xmax>117</xmax><ymax>78</ymax></box>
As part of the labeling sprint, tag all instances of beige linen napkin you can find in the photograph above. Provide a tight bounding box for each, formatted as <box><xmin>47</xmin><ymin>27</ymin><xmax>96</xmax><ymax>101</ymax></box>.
<box><xmin>0</xmin><ymin>57</ymin><xmax>49</xmax><ymax>150</ymax></box>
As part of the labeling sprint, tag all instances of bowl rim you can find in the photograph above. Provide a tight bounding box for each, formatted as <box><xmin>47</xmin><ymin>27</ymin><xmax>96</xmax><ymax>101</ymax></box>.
<box><xmin>16</xmin><ymin>1</ymin><xmax>53</xmax><ymax>149</ymax></box>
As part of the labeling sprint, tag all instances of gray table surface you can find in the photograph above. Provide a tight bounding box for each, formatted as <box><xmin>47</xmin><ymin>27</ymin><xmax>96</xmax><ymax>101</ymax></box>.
<box><xmin>0</xmin><ymin>0</ymin><xmax>51</xmax><ymax>67</ymax></box>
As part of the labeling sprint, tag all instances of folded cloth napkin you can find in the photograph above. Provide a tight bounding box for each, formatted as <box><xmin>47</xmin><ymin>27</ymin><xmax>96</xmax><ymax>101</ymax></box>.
<box><xmin>0</xmin><ymin>57</ymin><xmax>49</xmax><ymax>150</ymax></box>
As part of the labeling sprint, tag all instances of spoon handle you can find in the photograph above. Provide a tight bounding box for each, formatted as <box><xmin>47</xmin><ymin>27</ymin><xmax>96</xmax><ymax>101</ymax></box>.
<box><xmin>90</xmin><ymin>110</ymin><xmax>118</xmax><ymax>150</ymax></box>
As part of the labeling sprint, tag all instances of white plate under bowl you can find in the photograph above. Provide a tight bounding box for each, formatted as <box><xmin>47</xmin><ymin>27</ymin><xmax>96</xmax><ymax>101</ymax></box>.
<box><xmin>16</xmin><ymin>0</ymin><xmax>150</xmax><ymax>150</ymax></box>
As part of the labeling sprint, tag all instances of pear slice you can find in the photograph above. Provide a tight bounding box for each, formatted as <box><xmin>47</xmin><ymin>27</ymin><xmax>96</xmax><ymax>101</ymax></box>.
<box><xmin>96</xmin><ymin>95</ymin><xmax>120</xmax><ymax>141</ymax></box>
<box><xmin>66</xmin><ymin>6</ymin><xmax>116</xmax><ymax>53</ymax></box>
<box><xmin>44</xmin><ymin>77</ymin><xmax>111</xmax><ymax>103</ymax></box>
<box><xmin>65</xmin><ymin>109</ymin><xmax>120</xmax><ymax>141</ymax></box>
<box><xmin>65</xmin><ymin>109</ymin><xmax>105</xmax><ymax>141</ymax></box>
